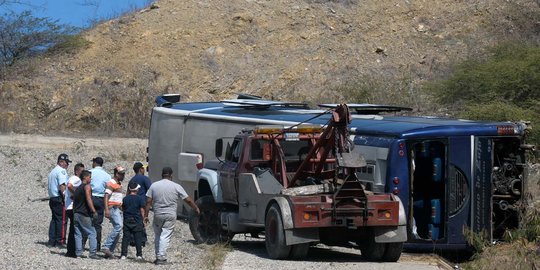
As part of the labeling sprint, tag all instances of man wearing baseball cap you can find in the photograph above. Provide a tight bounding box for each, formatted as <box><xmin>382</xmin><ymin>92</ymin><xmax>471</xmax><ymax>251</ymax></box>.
<box><xmin>47</xmin><ymin>153</ymin><xmax>72</xmax><ymax>247</ymax></box>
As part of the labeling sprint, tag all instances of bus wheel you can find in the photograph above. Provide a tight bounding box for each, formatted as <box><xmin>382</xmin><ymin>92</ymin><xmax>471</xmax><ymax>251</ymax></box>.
<box><xmin>265</xmin><ymin>204</ymin><xmax>291</xmax><ymax>259</ymax></box>
<box><xmin>189</xmin><ymin>195</ymin><xmax>222</xmax><ymax>244</ymax></box>
<box><xmin>358</xmin><ymin>237</ymin><xmax>385</xmax><ymax>261</ymax></box>
<box><xmin>381</xmin><ymin>242</ymin><xmax>403</xmax><ymax>262</ymax></box>
<box><xmin>289</xmin><ymin>243</ymin><xmax>309</xmax><ymax>260</ymax></box>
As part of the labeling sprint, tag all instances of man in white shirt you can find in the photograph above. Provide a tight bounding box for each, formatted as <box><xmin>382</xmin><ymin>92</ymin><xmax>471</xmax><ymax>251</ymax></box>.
<box><xmin>64</xmin><ymin>163</ymin><xmax>84</xmax><ymax>257</ymax></box>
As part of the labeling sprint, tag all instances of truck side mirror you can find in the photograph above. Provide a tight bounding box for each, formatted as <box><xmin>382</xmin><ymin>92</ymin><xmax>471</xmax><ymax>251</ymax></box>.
<box><xmin>215</xmin><ymin>139</ymin><xmax>223</xmax><ymax>158</ymax></box>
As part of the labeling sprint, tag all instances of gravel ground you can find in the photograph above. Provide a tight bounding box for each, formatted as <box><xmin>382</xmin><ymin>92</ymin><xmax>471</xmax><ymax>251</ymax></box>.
<box><xmin>0</xmin><ymin>135</ymin><xmax>207</xmax><ymax>269</ymax></box>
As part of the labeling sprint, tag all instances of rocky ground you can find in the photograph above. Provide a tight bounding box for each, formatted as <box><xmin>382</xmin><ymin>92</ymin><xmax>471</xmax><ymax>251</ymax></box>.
<box><xmin>0</xmin><ymin>134</ymin><xmax>207</xmax><ymax>269</ymax></box>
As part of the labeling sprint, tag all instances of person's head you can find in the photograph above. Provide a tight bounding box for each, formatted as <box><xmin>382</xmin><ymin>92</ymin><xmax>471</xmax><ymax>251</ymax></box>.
<box><xmin>74</xmin><ymin>163</ymin><xmax>85</xmax><ymax>177</ymax></box>
<box><xmin>133</xmin><ymin>162</ymin><xmax>147</xmax><ymax>175</ymax></box>
<box><xmin>128</xmin><ymin>181</ymin><xmax>140</xmax><ymax>194</ymax></box>
<box><xmin>57</xmin><ymin>153</ymin><xmax>72</xmax><ymax>169</ymax></box>
<box><xmin>91</xmin><ymin>157</ymin><xmax>104</xmax><ymax>168</ymax></box>
<box><xmin>162</xmin><ymin>167</ymin><xmax>173</xmax><ymax>179</ymax></box>
<box><xmin>113</xmin><ymin>165</ymin><xmax>126</xmax><ymax>181</ymax></box>
<box><xmin>80</xmin><ymin>170</ymin><xmax>92</xmax><ymax>183</ymax></box>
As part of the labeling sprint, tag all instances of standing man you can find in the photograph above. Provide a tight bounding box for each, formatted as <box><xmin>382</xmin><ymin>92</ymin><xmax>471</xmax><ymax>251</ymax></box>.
<box><xmin>102</xmin><ymin>166</ymin><xmax>126</xmax><ymax>259</ymax></box>
<box><xmin>64</xmin><ymin>162</ymin><xmax>84</xmax><ymax>257</ymax></box>
<box><xmin>144</xmin><ymin>167</ymin><xmax>200</xmax><ymax>265</ymax></box>
<box><xmin>129</xmin><ymin>162</ymin><xmax>152</xmax><ymax>199</ymax></box>
<box><xmin>47</xmin><ymin>153</ymin><xmax>71</xmax><ymax>248</ymax></box>
<box><xmin>73</xmin><ymin>170</ymin><xmax>99</xmax><ymax>259</ymax></box>
<box><xmin>129</xmin><ymin>162</ymin><xmax>152</xmax><ymax>246</ymax></box>
<box><xmin>89</xmin><ymin>156</ymin><xmax>111</xmax><ymax>251</ymax></box>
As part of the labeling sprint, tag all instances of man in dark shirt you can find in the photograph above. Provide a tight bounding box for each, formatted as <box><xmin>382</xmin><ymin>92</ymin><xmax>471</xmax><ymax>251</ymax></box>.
<box><xmin>73</xmin><ymin>170</ymin><xmax>99</xmax><ymax>259</ymax></box>
<box><xmin>120</xmin><ymin>182</ymin><xmax>146</xmax><ymax>260</ymax></box>
<box><xmin>129</xmin><ymin>162</ymin><xmax>152</xmax><ymax>198</ymax></box>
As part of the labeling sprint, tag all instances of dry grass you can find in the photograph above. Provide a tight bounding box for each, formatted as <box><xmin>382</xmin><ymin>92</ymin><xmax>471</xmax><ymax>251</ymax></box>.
<box><xmin>199</xmin><ymin>243</ymin><xmax>233</xmax><ymax>270</ymax></box>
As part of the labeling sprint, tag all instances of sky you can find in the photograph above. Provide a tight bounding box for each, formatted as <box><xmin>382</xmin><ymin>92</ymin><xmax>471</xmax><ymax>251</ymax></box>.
<box><xmin>0</xmin><ymin>0</ymin><xmax>153</xmax><ymax>28</ymax></box>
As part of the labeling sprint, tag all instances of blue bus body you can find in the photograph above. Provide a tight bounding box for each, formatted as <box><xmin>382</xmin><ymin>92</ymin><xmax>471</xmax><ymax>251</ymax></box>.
<box><xmin>151</xmin><ymin>96</ymin><xmax>529</xmax><ymax>251</ymax></box>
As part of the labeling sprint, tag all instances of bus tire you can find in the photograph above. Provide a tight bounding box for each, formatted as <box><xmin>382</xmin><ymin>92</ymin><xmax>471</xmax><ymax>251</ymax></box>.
<box><xmin>381</xmin><ymin>242</ymin><xmax>403</xmax><ymax>262</ymax></box>
<box><xmin>289</xmin><ymin>243</ymin><xmax>309</xmax><ymax>260</ymax></box>
<box><xmin>189</xmin><ymin>195</ymin><xmax>222</xmax><ymax>244</ymax></box>
<box><xmin>265</xmin><ymin>204</ymin><xmax>291</xmax><ymax>259</ymax></box>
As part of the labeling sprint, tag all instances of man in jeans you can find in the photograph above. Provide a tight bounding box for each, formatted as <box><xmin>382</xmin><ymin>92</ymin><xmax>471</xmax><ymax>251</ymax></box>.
<box><xmin>102</xmin><ymin>166</ymin><xmax>126</xmax><ymax>258</ymax></box>
<box><xmin>74</xmin><ymin>170</ymin><xmax>99</xmax><ymax>259</ymax></box>
<box><xmin>88</xmin><ymin>156</ymin><xmax>111</xmax><ymax>251</ymax></box>
<box><xmin>64</xmin><ymin>162</ymin><xmax>84</xmax><ymax>257</ymax></box>
<box><xmin>144</xmin><ymin>167</ymin><xmax>200</xmax><ymax>265</ymax></box>
<box><xmin>47</xmin><ymin>153</ymin><xmax>71</xmax><ymax>248</ymax></box>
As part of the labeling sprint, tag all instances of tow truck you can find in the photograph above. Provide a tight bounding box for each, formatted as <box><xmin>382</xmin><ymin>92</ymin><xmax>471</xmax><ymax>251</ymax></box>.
<box><xmin>188</xmin><ymin>104</ymin><xmax>406</xmax><ymax>261</ymax></box>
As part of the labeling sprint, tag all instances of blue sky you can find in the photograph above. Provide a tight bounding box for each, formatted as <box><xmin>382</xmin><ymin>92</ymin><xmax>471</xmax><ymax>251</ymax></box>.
<box><xmin>0</xmin><ymin>0</ymin><xmax>153</xmax><ymax>28</ymax></box>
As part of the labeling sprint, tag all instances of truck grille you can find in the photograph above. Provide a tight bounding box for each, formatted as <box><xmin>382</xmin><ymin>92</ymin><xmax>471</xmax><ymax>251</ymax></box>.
<box><xmin>448</xmin><ymin>165</ymin><xmax>469</xmax><ymax>216</ymax></box>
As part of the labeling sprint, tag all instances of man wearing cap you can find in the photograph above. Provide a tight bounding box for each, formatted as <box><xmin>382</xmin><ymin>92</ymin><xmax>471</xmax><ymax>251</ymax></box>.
<box><xmin>47</xmin><ymin>153</ymin><xmax>71</xmax><ymax>248</ymax></box>
<box><xmin>102</xmin><ymin>166</ymin><xmax>126</xmax><ymax>258</ymax></box>
<box><xmin>129</xmin><ymin>162</ymin><xmax>152</xmax><ymax>200</ymax></box>
<box><xmin>144</xmin><ymin>167</ymin><xmax>200</xmax><ymax>265</ymax></box>
<box><xmin>120</xmin><ymin>182</ymin><xmax>146</xmax><ymax>260</ymax></box>
<box><xmin>88</xmin><ymin>157</ymin><xmax>111</xmax><ymax>251</ymax></box>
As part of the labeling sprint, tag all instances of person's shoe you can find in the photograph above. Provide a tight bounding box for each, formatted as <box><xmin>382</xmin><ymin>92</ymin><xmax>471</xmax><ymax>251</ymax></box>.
<box><xmin>76</xmin><ymin>255</ymin><xmax>87</xmax><ymax>259</ymax></box>
<box><xmin>64</xmin><ymin>252</ymin><xmax>77</xmax><ymax>258</ymax></box>
<box><xmin>136</xmin><ymin>256</ymin><xmax>144</xmax><ymax>261</ymax></box>
<box><xmin>154</xmin><ymin>259</ymin><xmax>167</xmax><ymax>265</ymax></box>
<box><xmin>89</xmin><ymin>254</ymin><xmax>101</xmax><ymax>260</ymax></box>
<box><xmin>57</xmin><ymin>243</ymin><xmax>67</xmax><ymax>249</ymax></box>
<box><xmin>120</xmin><ymin>256</ymin><xmax>127</xmax><ymax>260</ymax></box>
<box><xmin>102</xmin><ymin>248</ymin><xmax>113</xmax><ymax>259</ymax></box>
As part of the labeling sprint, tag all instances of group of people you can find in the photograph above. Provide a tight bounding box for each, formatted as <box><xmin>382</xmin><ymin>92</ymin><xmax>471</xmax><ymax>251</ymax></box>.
<box><xmin>47</xmin><ymin>153</ymin><xmax>200</xmax><ymax>265</ymax></box>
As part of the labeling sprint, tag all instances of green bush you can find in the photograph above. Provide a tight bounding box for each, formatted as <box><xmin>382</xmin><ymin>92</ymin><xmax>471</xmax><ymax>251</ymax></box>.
<box><xmin>428</xmin><ymin>43</ymin><xmax>540</xmax><ymax>109</ymax></box>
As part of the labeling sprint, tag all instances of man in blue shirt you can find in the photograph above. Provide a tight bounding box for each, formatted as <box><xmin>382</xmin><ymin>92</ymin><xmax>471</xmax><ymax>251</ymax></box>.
<box><xmin>129</xmin><ymin>162</ymin><xmax>152</xmax><ymax>198</ymax></box>
<box><xmin>88</xmin><ymin>156</ymin><xmax>111</xmax><ymax>251</ymax></box>
<box><xmin>47</xmin><ymin>153</ymin><xmax>71</xmax><ymax>247</ymax></box>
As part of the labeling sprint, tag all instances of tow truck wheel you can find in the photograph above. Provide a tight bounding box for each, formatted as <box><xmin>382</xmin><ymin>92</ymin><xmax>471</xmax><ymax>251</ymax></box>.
<box><xmin>189</xmin><ymin>195</ymin><xmax>223</xmax><ymax>244</ymax></box>
<box><xmin>358</xmin><ymin>238</ymin><xmax>385</xmax><ymax>261</ymax></box>
<box><xmin>265</xmin><ymin>204</ymin><xmax>291</xmax><ymax>259</ymax></box>
<box><xmin>381</xmin><ymin>242</ymin><xmax>403</xmax><ymax>262</ymax></box>
<box><xmin>289</xmin><ymin>243</ymin><xmax>309</xmax><ymax>260</ymax></box>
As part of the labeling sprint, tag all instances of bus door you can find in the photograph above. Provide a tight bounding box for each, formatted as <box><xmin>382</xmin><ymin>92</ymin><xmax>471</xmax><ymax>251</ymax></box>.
<box><xmin>409</xmin><ymin>139</ymin><xmax>447</xmax><ymax>242</ymax></box>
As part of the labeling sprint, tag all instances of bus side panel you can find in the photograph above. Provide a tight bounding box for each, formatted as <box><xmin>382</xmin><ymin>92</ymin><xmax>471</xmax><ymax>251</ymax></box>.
<box><xmin>447</xmin><ymin>137</ymin><xmax>472</xmax><ymax>244</ymax></box>
<box><xmin>472</xmin><ymin>137</ymin><xmax>493</xmax><ymax>241</ymax></box>
<box><xmin>148</xmin><ymin>108</ymin><xmax>186</xmax><ymax>183</ymax></box>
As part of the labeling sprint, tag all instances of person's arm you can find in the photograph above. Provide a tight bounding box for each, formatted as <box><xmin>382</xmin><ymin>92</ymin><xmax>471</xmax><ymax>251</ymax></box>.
<box><xmin>144</xmin><ymin>197</ymin><xmax>152</xmax><ymax>224</ymax></box>
<box><xmin>85</xmin><ymin>185</ymin><xmax>97</xmax><ymax>215</ymax></box>
<box><xmin>104</xmin><ymin>193</ymin><xmax>110</xmax><ymax>218</ymax></box>
<box><xmin>139</xmin><ymin>206</ymin><xmax>145</xmax><ymax>227</ymax></box>
<box><xmin>67</xmin><ymin>182</ymin><xmax>76</xmax><ymax>194</ymax></box>
<box><xmin>183</xmin><ymin>197</ymin><xmax>200</xmax><ymax>215</ymax></box>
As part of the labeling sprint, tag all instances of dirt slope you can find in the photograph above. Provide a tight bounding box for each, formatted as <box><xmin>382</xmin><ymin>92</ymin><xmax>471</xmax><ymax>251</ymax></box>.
<box><xmin>0</xmin><ymin>0</ymin><xmax>538</xmax><ymax>136</ymax></box>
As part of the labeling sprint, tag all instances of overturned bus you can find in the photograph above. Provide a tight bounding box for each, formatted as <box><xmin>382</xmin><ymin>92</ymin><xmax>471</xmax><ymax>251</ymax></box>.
<box><xmin>147</xmin><ymin>94</ymin><xmax>532</xmax><ymax>251</ymax></box>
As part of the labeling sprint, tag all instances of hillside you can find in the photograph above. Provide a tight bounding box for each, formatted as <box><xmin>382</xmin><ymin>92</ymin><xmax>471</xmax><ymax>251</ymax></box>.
<box><xmin>0</xmin><ymin>0</ymin><xmax>538</xmax><ymax>137</ymax></box>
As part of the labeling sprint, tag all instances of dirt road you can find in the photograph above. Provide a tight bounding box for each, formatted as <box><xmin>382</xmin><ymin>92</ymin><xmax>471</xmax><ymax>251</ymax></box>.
<box><xmin>0</xmin><ymin>134</ymin><xmax>448</xmax><ymax>269</ymax></box>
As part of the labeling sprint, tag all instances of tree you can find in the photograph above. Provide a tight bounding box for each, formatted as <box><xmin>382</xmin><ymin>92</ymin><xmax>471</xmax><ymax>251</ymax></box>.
<box><xmin>0</xmin><ymin>10</ymin><xmax>76</xmax><ymax>68</ymax></box>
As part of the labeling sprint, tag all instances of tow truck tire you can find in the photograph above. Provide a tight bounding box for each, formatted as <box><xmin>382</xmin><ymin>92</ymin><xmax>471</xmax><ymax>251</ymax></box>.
<box><xmin>189</xmin><ymin>195</ymin><xmax>223</xmax><ymax>244</ymax></box>
<box><xmin>358</xmin><ymin>238</ymin><xmax>385</xmax><ymax>261</ymax></box>
<box><xmin>265</xmin><ymin>204</ymin><xmax>291</xmax><ymax>259</ymax></box>
<box><xmin>381</xmin><ymin>242</ymin><xmax>403</xmax><ymax>262</ymax></box>
<box><xmin>289</xmin><ymin>243</ymin><xmax>309</xmax><ymax>260</ymax></box>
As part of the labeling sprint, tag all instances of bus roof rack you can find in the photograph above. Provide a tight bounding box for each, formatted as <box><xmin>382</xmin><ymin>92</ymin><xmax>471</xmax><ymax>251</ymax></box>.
<box><xmin>222</xmin><ymin>99</ymin><xmax>309</xmax><ymax>109</ymax></box>
<box><xmin>318</xmin><ymin>104</ymin><xmax>412</xmax><ymax>115</ymax></box>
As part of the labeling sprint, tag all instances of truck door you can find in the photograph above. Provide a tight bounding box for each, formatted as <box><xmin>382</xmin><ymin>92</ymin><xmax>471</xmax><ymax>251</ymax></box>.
<box><xmin>220</xmin><ymin>138</ymin><xmax>242</xmax><ymax>204</ymax></box>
